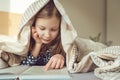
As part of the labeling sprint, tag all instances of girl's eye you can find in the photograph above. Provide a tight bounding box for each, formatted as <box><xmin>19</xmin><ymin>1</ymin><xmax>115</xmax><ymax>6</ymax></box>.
<box><xmin>51</xmin><ymin>29</ymin><xmax>58</xmax><ymax>31</ymax></box>
<box><xmin>39</xmin><ymin>27</ymin><xmax>45</xmax><ymax>30</ymax></box>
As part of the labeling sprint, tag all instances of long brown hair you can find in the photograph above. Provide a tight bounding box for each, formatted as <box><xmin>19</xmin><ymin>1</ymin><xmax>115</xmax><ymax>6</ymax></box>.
<box><xmin>30</xmin><ymin>0</ymin><xmax>66</xmax><ymax>57</ymax></box>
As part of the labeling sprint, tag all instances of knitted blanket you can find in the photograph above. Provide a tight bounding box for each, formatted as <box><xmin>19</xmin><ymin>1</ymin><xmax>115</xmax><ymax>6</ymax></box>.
<box><xmin>75</xmin><ymin>38</ymin><xmax>120</xmax><ymax>80</ymax></box>
<box><xmin>0</xmin><ymin>0</ymin><xmax>120</xmax><ymax>80</ymax></box>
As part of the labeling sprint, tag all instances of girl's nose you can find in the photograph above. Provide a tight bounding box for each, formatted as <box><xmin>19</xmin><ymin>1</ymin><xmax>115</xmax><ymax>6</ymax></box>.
<box><xmin>45</xmin><ymin>30</ymin><xmax>50</xmax><ymax>38</ymax></box>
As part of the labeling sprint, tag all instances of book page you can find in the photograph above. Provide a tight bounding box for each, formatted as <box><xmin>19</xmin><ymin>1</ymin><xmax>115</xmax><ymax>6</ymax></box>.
<box><xmin>0</xmin><ymin>65</ymin><xmax>30</xmax><ymax>75</ymax></box>
<box><xmin>0</xmin><ymin>66</ymin><xmax>71</xmax><ymax>80</ymax></box>
<box><xmin>20</xmin><ymin>66</ymin><xmax>71</xmax><ymax>80</ymax></box>
<box><xmin>22</xmin><ymin>66</ymin><xmax>69</xmax><ymax>75</ymax></box>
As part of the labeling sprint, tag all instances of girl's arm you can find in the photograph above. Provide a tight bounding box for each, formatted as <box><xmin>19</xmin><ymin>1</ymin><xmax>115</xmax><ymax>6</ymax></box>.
<box><xmin>20</xmin><ymin>53</ymin><xmax>38</xmax><ymax>65</ymax></box>
<box><xmin>20</xmin><ymin>27</ymin><xmax>42</xmax><ymax>65</ymax></box>
<box><xmin>31</xmin><ymin>43</ymin><xmax>42</xmax><ymax>58</ymax></box>
<box><xmin>31</xmin><ymin>27</ymin><xmax>43</xmax><ymax>58</ymax></box>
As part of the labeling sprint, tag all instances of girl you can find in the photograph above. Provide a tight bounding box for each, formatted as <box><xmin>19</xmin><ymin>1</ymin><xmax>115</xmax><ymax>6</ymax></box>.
<box><xmin>20</xmin><ymin>0</ymin><xmax>66</xmax><ymax>71</ymax></box>
<box><xmin>0</xmin><ymin>0</ymin><xmax>77</xmax><ymax>72</ymax></box>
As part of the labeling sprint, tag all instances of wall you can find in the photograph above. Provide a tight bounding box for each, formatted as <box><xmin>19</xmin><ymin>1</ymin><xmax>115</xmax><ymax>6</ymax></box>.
<box><xmin>0</xmin><ymin>0</ymin><xmax>34</xmax><ymax>36</ymax></box>
<box><xmin>59</xmin><ymin>0</ymin><xmax>106</xmax><ymax>43</ymax></box>
<box><xmin>107</xmin><ymin>0</ymin><xmax>120</xmax><ymax>45</ymax></box>
<box><xmin>0</xmin><ymin>11</ymin><xmax>22</xmax><ymax>36</ymax></box>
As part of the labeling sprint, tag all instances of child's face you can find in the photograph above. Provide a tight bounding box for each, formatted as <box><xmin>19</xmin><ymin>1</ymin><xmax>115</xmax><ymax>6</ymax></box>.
<box><xmin>35</xmin><ymin>16</ymin><xmax>60</xmax><ymax>44</ymax></box>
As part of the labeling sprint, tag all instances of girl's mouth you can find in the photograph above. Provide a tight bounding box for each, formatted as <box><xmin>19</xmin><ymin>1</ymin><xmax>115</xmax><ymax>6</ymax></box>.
<box><xmin>42</xmin><ymin>38</ymin><xmax>51</xmax><ymax>42</ymax></box>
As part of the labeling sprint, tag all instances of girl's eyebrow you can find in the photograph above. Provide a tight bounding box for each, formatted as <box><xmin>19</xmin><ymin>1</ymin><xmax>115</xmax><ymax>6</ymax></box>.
<box><xmin>36</xmin><ymin>25</ymin><xmax>46</xmax><ymax>28</ymax></box>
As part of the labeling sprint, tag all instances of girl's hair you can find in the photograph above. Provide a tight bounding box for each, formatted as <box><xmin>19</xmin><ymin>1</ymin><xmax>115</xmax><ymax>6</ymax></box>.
<box><xmin>30</xmin><ymin>0</ymin><xmax>66</xmax><ymax>57</ymax></box>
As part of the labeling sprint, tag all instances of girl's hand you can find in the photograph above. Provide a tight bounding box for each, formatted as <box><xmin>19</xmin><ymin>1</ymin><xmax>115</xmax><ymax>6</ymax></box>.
<box><xmin>32</xmin><ymin>27</ymin><xmax>42</xmax><ymax>44</ymax></box>
<box><xmin>44</xmin><ymin>54</ymin><xmax>65</xmax><ymax>71</ymax></box>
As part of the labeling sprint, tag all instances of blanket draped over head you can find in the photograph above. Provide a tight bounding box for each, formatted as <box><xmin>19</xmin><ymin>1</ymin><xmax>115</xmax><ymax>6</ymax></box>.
<box><xmin>0</xmin><ymin>0</ymin><xmax>120</xmax><ymax>80</ymax></box>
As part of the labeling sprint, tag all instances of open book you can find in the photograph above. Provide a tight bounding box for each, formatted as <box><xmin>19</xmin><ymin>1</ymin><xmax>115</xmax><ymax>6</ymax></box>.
<box><xmin>0</xmin><ymin>65</ymin><xmax>71</xmax><ymax>80</ymax></box>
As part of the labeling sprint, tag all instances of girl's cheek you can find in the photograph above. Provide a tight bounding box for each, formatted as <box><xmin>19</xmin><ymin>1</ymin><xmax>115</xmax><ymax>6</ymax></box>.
<box><xmin>37</xmin><ymin>30</ymin><xmax>44</xmax><ymax>39</ymax></box>
<box><xmin>36</xmin><ymin>29</ymin><xmax>41</xmax><ymax>37</ymax></box>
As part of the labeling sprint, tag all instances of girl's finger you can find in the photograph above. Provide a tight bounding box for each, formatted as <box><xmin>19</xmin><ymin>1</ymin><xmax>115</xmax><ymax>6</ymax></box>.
<box><xmin>60</xmin><ymin>60</ymin><xmax>64</xmax><ymax>69</ymax></box>
<box><xmin>55</xmin><ymin>59</ymin><xmax>61</xmax><ymax>69</ymax></box>
<box><xmin>50</xmin><ymin>60</ymin><xmax>57</xmax><ymax>69</ymax></box>
<box><xmin>44</xmin><ymin>59</ymin><xmax>52</xmax><ymax>71</ymax></box>
<box><xmin>32</xmin><ymin>27</ymin><xmax>37</xmax><ymax>33</ymax></box>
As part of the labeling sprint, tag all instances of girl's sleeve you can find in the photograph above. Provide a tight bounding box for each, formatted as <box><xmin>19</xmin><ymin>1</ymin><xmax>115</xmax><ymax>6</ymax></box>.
<box><xmin>20</xmin><ymin>53</ymin><xmax>38</xmax><ymax>66</ymax></box>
